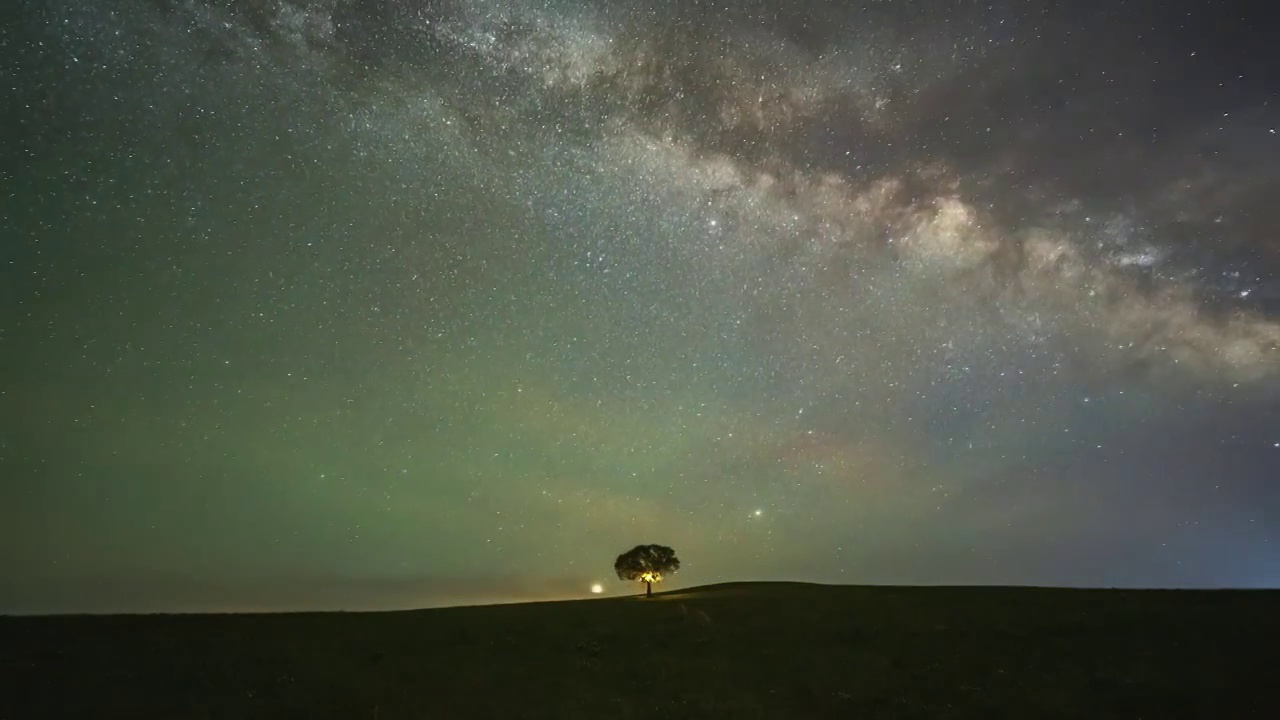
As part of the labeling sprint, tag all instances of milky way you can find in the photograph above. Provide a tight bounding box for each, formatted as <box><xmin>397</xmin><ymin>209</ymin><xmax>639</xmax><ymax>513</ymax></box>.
<box><xmin>4</xmin><ymin>0</ymin><xmax>1279</xmax><ymax>612</ymax></box>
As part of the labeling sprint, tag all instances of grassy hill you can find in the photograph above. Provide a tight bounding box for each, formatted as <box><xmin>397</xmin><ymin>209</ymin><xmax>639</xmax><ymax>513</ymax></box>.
<box><xmin>3</xmin><ymin>582</ymin><xmax>1276</xmax><ymax>718</ymax></box>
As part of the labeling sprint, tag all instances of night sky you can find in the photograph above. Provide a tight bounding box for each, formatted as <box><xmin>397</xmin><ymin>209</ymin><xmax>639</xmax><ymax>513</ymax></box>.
<box><xmin>4</xmin><ymin>0</ymin><xmax>1279</xmax><ymax>614</ymax></box>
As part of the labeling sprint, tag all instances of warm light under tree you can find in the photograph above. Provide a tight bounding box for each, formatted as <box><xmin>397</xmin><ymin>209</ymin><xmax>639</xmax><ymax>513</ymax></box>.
<box><xmin>614</xmin><ymin>544</ymin><xmax>680</xmax><ymax>597</ymax></box>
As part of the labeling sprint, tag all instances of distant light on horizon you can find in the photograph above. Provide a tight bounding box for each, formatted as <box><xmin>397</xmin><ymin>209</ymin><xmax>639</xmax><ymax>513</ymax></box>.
<box><xmin>590</xmin><ymin>583</ymin><xmax>604</xmax><ymax>594</ymax></box>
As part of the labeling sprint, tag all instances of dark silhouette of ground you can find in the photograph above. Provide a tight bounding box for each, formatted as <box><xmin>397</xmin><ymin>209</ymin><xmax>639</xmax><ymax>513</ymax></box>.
<box><xmin>4</xmin><ymin>582</ymin><xmax>1276</xmax><ymax>718</ymax></box>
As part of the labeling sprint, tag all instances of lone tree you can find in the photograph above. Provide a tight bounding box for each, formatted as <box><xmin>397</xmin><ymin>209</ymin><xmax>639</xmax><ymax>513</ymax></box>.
<box><xmin>614</xmin><ymin>544</ymin><xmax>680</xmax><ymax>597</ymax></box>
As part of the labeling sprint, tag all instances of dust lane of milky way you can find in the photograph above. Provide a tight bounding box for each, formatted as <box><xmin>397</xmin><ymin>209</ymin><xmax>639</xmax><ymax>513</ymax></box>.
<box><xmin>3</xmin><ymin>0</ymin><xmax>1279</xmax><ymax>613</ymax></box>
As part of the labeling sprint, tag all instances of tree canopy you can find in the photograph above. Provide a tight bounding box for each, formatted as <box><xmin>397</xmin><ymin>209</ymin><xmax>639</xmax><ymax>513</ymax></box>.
<box><xmin>614</xmin><ymin>544</ymin><xmax>680</xmax><ymax>597</ymax></box>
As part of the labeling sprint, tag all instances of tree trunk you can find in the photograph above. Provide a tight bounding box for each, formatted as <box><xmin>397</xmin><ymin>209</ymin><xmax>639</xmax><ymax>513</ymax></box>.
<box><xmin>645</xmin><ymin>580</ymin><xmax>652</xmax><ymax>597</ymax></box>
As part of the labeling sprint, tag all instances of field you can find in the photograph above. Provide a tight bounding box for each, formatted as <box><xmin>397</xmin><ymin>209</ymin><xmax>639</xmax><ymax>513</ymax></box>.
<box><xmin>3</xmin><ymin>582</ymin><xmax>1276</xmax><ymax>718</ymax></box>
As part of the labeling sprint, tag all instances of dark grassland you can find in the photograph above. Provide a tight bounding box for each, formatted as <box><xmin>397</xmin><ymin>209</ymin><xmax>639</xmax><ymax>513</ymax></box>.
<box><xmin>3</xmin><ymin>582</ymin><xmax>1276</xmax><ymax>719</ymax></box>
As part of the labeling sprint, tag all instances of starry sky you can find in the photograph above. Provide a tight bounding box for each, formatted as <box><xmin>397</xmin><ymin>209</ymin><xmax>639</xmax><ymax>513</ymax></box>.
<box><xmin>3</xmin><ymin>0</ymin><xmax>1279</xmax><ymax>614</ymax></box>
